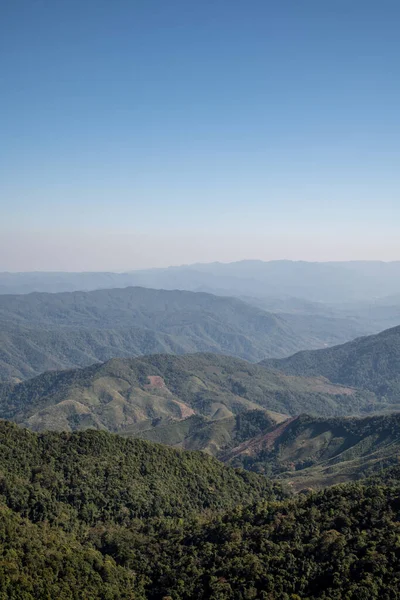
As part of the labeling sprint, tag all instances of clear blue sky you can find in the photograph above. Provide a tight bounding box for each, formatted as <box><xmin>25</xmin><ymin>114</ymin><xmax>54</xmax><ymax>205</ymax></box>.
<box><xmin>1</xmin><ymin>0</ymin><xmax>399</xmax><ymax>270</ymax></box>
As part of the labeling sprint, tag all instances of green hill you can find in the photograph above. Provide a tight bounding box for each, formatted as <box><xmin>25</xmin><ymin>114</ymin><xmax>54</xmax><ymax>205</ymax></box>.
<box><xmin>1</xmin><ymin>420</ymin><xmax>400</xmax><ymax>599</ymax></box>
<box><xmin>132</xmin><ymin>482</ymin><xmax>400</xmax><ymax>599</ymax></box>
<box><xmin>0</xmin><ymin>504</ymin><xmax>141</xmax><ymax>599</ymax></box>
<box><xmin>0</xmin><ymin>421</ymin><xmax>282</xmax><ymax>599</ymax></box>
<box><xmin>225</xmin><ymin>412</ymin><xmax>400</xmax><ymax>489</ymax></box>
<box><xmin>0</xmin><ymin>420</ymin><xmax>280</xmax><ymax>524</ymax></box>
<box><xmin>263</xmin><ymin>324</ymin><xmax>400</xmax><ymax>405</ymax></box>
<box><xmin>0</xmin><ymin>353</ymin><xmax>374</xmax><ymax>435</ymax></box>
<box><xmin>127</xmin><ymin>409</ymin><xmax>287</xmax><ymax>455</ymax></box>
<box><xmin>0</xmin><ymin>286</ymin><xmax>344</xmax><ymax>382</ymax></box>
<box><xmin>0</xmin><ymin>286</ymin><xmax>381</xmax><ymax>382</ymax></box>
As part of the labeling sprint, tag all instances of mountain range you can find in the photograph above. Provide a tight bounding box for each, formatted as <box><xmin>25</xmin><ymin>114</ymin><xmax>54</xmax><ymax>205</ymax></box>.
<box><xmin>0</xmin><ymin>286</ymin><xmax>372</xmax><ymax>382</ymax></box>
<box><xmin>1</xmin><ymin>321</ymin><xmax>399</xmax><ymax>492</ymax></box>
<box><xmin>1</xmin><ymin>280</ymin><xmax>400</xmax><ymax>597</ymax></box>
<box><xmin>0</xmin><ymin>353</ymin><xmax>371</xmax><ymax>434</ymax></box>
<box><xmin>3</xmin><ymin>260</ymin><xmax>400</xmax><ymax>303</ymax></box>
<box><xmin>1</xmin><ymin>316</ymin><xmax>400</xmax><ymax>485</ymax></box>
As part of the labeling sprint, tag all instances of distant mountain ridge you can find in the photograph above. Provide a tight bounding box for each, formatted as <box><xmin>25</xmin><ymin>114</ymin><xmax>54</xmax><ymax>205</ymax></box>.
<box><xmin>263</xmin><ymin>324</ymin><xmax>400</xmax><ymax>404</ymax></box>
<box><xmin>3</xmin><ymin>260</ymin><xmax>400</xmax><ymax>302</ymax></box>
<box><xmin>0</xmin><ymin>286</ymin><xmax>368</xmax><ymax>381</ymax></box>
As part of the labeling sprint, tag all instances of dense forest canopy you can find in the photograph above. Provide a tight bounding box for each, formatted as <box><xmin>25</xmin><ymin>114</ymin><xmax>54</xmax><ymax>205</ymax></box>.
<box><xmin>0</xmin><ymin>421</ymin><xmax>400</xmax><ymax>598</ymax></box>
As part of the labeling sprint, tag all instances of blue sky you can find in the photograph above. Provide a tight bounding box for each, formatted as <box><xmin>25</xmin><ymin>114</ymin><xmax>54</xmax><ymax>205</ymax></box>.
<box><xmin>1</xmin><ymin>0</ymin><xmax>399</xmax><ymax>270</ymax></box>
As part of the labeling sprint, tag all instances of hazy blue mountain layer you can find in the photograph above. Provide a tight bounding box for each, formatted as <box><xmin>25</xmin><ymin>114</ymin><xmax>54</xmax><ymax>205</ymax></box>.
<box><xmin>0</xmin><ymin>286</ymin><xmax>370</xmax><ymax>381</ymax></box>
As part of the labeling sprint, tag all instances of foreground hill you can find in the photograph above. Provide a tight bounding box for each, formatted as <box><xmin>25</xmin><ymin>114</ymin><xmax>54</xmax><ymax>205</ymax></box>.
<box><xmin>1</xmin><ymin>421</ymin><xmax>400</xmax><ymax>598</ymax></box>
<box><xmin>263</xmin><ymin>325</ymin><xmax>400</xmax><ymax>405</ymax></box>
<box><xmin>0</xmin><ymin>420</ymin><xmax>282</xmax><ymax>599</ymax></box>
<box><xmin>0</xmin><ymin>286</ymin><xmax>351</xmax><ymax>381</ymax></box>
<box><xmin>0</xmin><ymin>420</ymin><xmax>279</xmax><ymax>522</ymax></box>
<box><xmin>0</xmin><ymin>354</ymin><xmax>373</xmax><ymax>433</ymax></box>
<box><xmin>225</xmin><ymin>412</ymin><xmax>400</xmax><ymax>489</ymax></box>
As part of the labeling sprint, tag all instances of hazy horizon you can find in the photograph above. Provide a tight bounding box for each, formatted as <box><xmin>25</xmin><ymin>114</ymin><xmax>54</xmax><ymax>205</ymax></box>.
<box><xmin>2</xmin><ymin>1</ymin><xmax>399</xmax><ymax>270</ymax></box>
<box><xmin>2</xmin><ymin>257</ymin><xmax>400</xmax><ymax>275</ymax></box>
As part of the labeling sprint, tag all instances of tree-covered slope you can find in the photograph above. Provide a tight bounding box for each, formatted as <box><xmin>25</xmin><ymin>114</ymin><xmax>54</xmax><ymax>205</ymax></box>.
<box><xmin>129</xmin><ymin>483</ymin><xmax>400</xmax><ymax>599</ymax></box>
<box><xmin>0</xmin><ymin>353</ymin><xmax>373</xmax><ymax>434</ymax></box>
<box><xmin>127</xmin><ymin>409</ymin><xmax>287</xmax><ymax>456</ymax></box>
<box><xmin>0</xmin><ymin>420</ymin><xmax>281</xmax><ymax>524</ymax></box>
<box><xmin>0</xmin><ymin>421</ymin><xmax>281</xmax><ymax>599</ymax></box>
<box><xmin>0</xmin><ymin>503</ymin><xmax>141</xmax><ymax>599</ymax></box>
<box><xmin>1</xmin><ymin>420</ymin><xmax>400</xmax><ymax>599</ymax></box>
<box><xmin>225</xmin><ymin>412</ymin><xmax>400</xmax><ymax>489</ymax></box>
<box><xmin>0</xmin><ymin>286</ymin><xmax>345</xmax><ymax>381</ymax></box>
<box><xmin>263</xmin><ymin>325</ymin><xmax>400</xmax><ymax>403</ymax></box>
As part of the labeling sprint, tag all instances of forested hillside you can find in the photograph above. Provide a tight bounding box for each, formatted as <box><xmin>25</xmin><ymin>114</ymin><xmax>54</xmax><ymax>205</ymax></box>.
<box><xmin>0</xmin><ymin>286</ymin><xmax>354</xmax><ymax>381</ymax></box>
<box><xmin>225</xmin><ymin>412</ymin><xmax>400</xmax><ymax>488</ymax></box>
<box><xmin>0</xmin><ymin>421</ymin><xmax>279</xmax><ymax>522</ymax></box>
<box><xmin>1</xmin><ymin>421</ymin><xmax>400</xmax><ymax>599</ymax></box>
<box><xmin>264</xmin><ymin>325</ymin><xmax>400</xmax><ymax>403</ymax></box>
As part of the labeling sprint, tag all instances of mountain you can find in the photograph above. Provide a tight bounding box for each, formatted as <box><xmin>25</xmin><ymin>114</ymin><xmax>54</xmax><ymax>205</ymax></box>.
<box><xmin>263</xmin><ymin>325</ymin><xmax>400</xmax><ymax>405</ymax></box>
<box><xmin>3</xmin><ymin>260</ymin><xmax>400</xmax><ymax>302</ymax></box>
<box><xmin>0</xmin><ymin>353</ymin><xmax>375</xmax><ymax>434</ymax></box>
<box><xmin>0</xmin><ymin>286</ymin><xmax>326</xmax><ymax>381</ymax></box>
<box><xmin>3</xmin><ymin>264</ymin><xmax>400</xmax><ymax>365</ymax></box>
<box><xmin>0</xmin><ymin>420</ymin><xmax>280</xmax><ymax>522</ymax></box>
<box><xmin>128</xmin><ymin>259</ymin><xmax>400</xmax><ymax>303</ymax></box>
<box><xmin>224</xmin><ymin>412</ymin><xmax>400</xmax><ymax>489</ymax></box>
<box><xmin>127</xmin><ymin>409</ymin><xmax>288</xmax><ymax>456</ymax></box>
<box><xmin>0</xmin><ymin>271</ymin><xmax>137</xmax><ymax>295</ymax></box>
<box><xmin>1</xmin><ymin>419</ymin><xmax>400</xmax><ymax>599</ymax></box>
<box><xmin>0</xmin><ymin>420</ymin><xmax>281</xmax><ymax>598</ymax></box>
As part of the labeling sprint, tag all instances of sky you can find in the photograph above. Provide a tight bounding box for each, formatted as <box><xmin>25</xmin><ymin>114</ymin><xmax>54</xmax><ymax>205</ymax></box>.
<box><xmin>1</xmin><ymin>0</ymin><xmax>400</xmax><ymax>271</ymax></box>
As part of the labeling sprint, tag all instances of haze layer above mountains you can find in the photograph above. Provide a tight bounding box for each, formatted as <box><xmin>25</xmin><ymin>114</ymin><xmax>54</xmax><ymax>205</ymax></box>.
<box><xmin>2</xmin><ymin>260</ymin><xmax>400</xmax><ymax>303</ymax></box>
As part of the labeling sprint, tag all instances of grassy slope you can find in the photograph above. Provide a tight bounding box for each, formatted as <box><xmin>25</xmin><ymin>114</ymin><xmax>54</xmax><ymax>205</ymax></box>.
<box><xmin>0</xmin><ymin>353</ymin><xmax>374</xmax><ymax>434</ymax></box>
<box><xmin>126</xmin><ymin>409</ymin><xmax>287</xmax><ymax>455</ymax></box>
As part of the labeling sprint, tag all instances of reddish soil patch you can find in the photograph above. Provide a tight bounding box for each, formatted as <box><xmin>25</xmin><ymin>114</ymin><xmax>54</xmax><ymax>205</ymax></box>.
<box><xmin>173</xmin><ymin>400</ymin><xmax>196</xmax><ymax>419</ymax></box>
<box><xmin>146</xmin><ymin>375</ymin><xmax>168</xmax><ymax>389</ymax></box>
<box><xmin>225</xmin><ymin>416</ymin><xmax>299</xmax><ymax>461</ymax></box>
